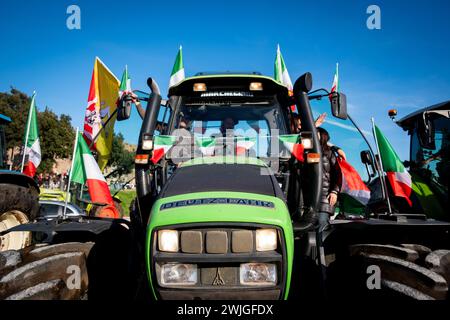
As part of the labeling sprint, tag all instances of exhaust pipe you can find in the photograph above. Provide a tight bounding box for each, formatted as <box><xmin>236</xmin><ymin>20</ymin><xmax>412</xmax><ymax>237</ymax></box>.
<box><xmin>135</xmin><ymin>78</ymin><xmax>162</xmax><ymax>222</ymax></box>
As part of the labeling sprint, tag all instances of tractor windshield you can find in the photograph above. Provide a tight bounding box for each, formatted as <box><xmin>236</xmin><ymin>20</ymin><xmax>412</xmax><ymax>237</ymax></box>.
<box><xmin>168</xmin><ymin>96</ymin><xmax>290</xmax><ymax>159</ymax></box>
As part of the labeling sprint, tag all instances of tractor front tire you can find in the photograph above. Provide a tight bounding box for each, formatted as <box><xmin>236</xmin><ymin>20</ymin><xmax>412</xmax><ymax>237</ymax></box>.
<box><xmin>0</xmin><ymin>242</ymin><xmax>93</xmax><ymax>300</ymax></box>
<box><xmin>0</xmin><ymin>183</ymin><xmax>40</xmax><ymax>251</ymax></box>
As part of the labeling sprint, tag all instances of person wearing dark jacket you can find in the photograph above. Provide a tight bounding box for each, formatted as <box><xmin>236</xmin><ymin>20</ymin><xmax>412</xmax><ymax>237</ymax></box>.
<box><xmin>317</xmin><ymin>127</ymin><xmax>340</xmax><ymax>227</ymax></box>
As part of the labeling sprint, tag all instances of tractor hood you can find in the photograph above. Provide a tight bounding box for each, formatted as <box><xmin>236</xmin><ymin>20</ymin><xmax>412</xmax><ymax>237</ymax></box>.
<box><xmin>159</xmin><ymin>158</ymin><xmax>285</xmax><ymax>200</ymax></box>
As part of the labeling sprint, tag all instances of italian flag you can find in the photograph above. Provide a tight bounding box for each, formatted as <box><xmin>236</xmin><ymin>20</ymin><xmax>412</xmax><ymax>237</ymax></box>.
<box><xmin>331</xmin><ymin>63</ymin><xmax>339</xmax><ymax>93</ymax></box>
<box><xmin>169</xmin><ymin>46</ymin><xmax>185</xmax><ymax>88</ymax></box>
<box><xmin>196</xmin><ymin>137</ymin><xmax>216</xmax><ymax>156</ymax></box>
<box><xmin>150</xmin><ymin>135</ymin><xmax>177</xmax><ymax>164</ymax></box>
<box><xmin>337</xmin><ymin>158</ymin><xmax>371</xmax><ymax>205</ymax></box>
<box><xmin>274</xmin><ymin>45</ymin><xmax>295</xmax><ymax>112</ymax></box>
<box><xmin>274</xmin><ymin>44</ymin><xmax>293</xmax><ymax>90</ymax></box>
<box><xmin>22</xmin><ymin>92</ymin><xmax>41</xmax><ymax>177</ymax></box>
<box><xmin>119</xmin><ymin>65</ymin><xmax>132</xmax><ymax>98</ymax></box>
<box><xmin>71</xmin><ymin>132</ymin><xmax>118</xmax><ymax>218</ymax></box>
<box><xmin>374</xmin><ymin>125</ymin><xmax>413</xmax><ymax>206</ymax></box>
<box><xmin>236</xmin><ymin>137</ymin><xmax>256</xmax><ymax>155</ymax></box>
<box><xmin>279</xmin><ymin>135</ymin><xmax>304</xmax><ymax>162</ymax></box>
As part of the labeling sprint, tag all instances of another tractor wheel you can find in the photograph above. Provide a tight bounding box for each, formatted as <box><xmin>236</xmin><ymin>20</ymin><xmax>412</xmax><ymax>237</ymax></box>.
<box><xmin>0</xmin><ymin>242</ymin><xmax>94</xmax><ymax>300</ymax></box>
<box><xmin>349</xmin><ymin>244</ymin><xmax>449</xmax><ymax>300</ymax></box>
<box><xmin>0</xmin><ymin>183</ymin><xmax>39</xmax><ymax>251</ymax></box>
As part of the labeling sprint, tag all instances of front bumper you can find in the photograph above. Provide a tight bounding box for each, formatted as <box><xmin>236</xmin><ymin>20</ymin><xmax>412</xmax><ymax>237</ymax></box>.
<box><xmin>147</xmin><ymin>223</ymin><xmax>288</xmax><ymax>300</ymax></box>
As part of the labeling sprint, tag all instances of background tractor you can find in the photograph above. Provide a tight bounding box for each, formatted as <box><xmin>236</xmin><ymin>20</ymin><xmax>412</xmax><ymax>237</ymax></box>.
<box><xmin>0</xmin><ymin>114</ymin><xmax>40</xmax><ymax>252</ymax></box>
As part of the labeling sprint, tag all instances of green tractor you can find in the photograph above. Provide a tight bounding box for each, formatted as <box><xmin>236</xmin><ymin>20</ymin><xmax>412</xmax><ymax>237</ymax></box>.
<box><xmin>0</xmin><ymin>114</ymin><xmax>40</xmax><ymax>252</ymax></box>
<box><xmin>0</xmin><ymin>72</ymin><xmax>449</xmax><ymax>300</ymax></box>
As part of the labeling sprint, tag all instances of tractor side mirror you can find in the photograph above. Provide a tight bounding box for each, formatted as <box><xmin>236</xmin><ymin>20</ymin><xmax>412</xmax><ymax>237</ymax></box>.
<box><xmin>330</xmin><ymin>92</ymin><xmax>348</xmax><ymax>120</ymax></box>
<box><xmin>360</xmin><ymin>150</ymin><xmax>374</xmax><ymax>166</ymax></box>
<box><xmin>117</xmin><ymin>94</ymin><xmax>132</xmax><ymax>121</ymax></box>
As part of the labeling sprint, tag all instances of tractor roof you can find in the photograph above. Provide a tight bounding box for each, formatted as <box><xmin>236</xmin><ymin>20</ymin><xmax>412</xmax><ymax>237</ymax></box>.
<box><xmin>396</xmin><ymin>100</ymin><xmax>450</xmax><ymax>131</ymax></box>
<box><xmin>168</xmin><ymin>73</ymin><xmax>289</xmax><ymax>97</ymax></box>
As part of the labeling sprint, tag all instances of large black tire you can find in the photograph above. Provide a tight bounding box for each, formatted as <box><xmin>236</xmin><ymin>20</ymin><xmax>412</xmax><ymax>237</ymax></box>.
<box><xmin>344</xmin><ymin>244</ymin><xmax>450</xmax><ymax>300</ymax></box>
<box><xmin>0</xmin><ymin>242</ymin><xmax>94</xmax><ymax>300</ymax></box>
<box><xmin>0</xmin><ymin>182</ymin><xmax>40</xmax><ymax>251</ymax></box>
<box><xmin>0</xmin><ymin>182</ymin><xmax>39</xmax><ymax>220</ymax></box>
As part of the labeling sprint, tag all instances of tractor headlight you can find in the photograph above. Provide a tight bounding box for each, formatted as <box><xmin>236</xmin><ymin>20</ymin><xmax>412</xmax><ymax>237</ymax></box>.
<box><xmin>161</xmin><ymin>263</ymin><xmax>198</xmax><ymax>285</ymax></box>
<box><xmin>158</xmin><ymin>230</ymin><xmax>179</xmax><ymax>252</ymax></box>
<box><xmin>240</xmin><ymin>263</ymin><xmax>277</xmax><ymax>286</ymax></box>
<box><xmin>255</xmin><ymin>229</ymin><xmax>277</xmax><ymax>251</ymax></box>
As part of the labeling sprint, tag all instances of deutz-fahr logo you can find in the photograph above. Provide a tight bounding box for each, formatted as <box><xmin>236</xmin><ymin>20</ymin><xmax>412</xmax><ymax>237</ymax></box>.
<box><xmin>160</xmin><ymin>198</ymin><xmax>275</xmax><ymax>210</ymax></box>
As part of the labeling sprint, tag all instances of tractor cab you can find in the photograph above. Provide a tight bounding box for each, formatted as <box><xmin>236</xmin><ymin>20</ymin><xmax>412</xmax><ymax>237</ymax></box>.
<box><xmin>394</xmin><ymin>101</ymin><xmax>450</xmax><ymax>220</ymax></box>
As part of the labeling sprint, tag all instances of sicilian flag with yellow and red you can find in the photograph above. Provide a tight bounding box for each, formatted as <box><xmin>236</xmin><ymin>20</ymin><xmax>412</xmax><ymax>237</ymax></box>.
<box><xmin>83</xmin><ymin>57</ymin><xmax>120</xmax><ymax>170</ymax></box>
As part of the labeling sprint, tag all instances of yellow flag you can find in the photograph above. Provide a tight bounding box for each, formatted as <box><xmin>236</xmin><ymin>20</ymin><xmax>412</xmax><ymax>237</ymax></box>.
<box><xmin>93</xmin><ymin>57</ymin><xmax>119</xmax><ymax>170</ymax></box>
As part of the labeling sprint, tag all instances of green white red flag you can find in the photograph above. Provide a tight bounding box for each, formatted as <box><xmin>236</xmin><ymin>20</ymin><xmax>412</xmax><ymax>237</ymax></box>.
<box><xmin>279</xmin><ymin>134</ymin><xmax>304</xmax><ymax>162</ymax></box>
<box><xmin>71</xmin><ymin>132</ymin><xmax>118</xmax><ymax>218</ymax></box>
<box><xmin>169</xmin><ymin>46</ymin><xmax>185</xmax><ymax>88</ymax></box>
<box><xmin>274</xmin><ymin>45</ymin><xmax>293</xmax><ymax>90</ymax></box>
<box><xmin>236</xmin><ymin>137</ymin><xmax>256</xmax><ymax>155</ymax></box>
<box><xmin>119</xmin><ymin>65</ymin><xmax>132</xmax><ymax>98</ymax></box>
<box><xmin>337</xmin><ymin>158</ymin><xmax>371</xmax><ymax>205</ymax></box>
<box><xmin>331</xmin><ymin>63</ymin><xmax>339</xmax><ymax>93</ymax></box>
<box><xmin>150</xmin><ymin>135</ymin><xmax>177</xmax><ymax>164</ymax></box>
<box><xmin>22</xmin><ymin>92</ymin><xmax>41</xmax><ymax>177</ymax></box>
<box><xmin>374</xmin><ymin>125</ymin><xmax>413</xmax><ymax>206</ymax></box>
<box><xmin>196</xmin><ymin>137</ymin><xmax>216</xmax><ymax>156</ymax></box>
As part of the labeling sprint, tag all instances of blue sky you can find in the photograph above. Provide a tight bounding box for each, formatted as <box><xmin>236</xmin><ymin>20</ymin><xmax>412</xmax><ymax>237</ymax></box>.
<box><xmin>1</xmin><ymin>0</ymin><xmax>449</xmax><ymax>161</ymax></box>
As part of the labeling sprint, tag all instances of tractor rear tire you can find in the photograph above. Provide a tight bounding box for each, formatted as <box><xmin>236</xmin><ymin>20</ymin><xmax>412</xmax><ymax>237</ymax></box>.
<box><xmin>0</xmin><ymin>183</ymin><xmax>40</xmax><ymax>251</ymax></box>
<box><xmin>348</xmin><ymin>244</ymin><xmax>449</xmax><ymax>300</ymax></box>
<box><xmin>0</xmin><ymin>242</ymin><xmax>94</xmax><ymax>300</ymax></box>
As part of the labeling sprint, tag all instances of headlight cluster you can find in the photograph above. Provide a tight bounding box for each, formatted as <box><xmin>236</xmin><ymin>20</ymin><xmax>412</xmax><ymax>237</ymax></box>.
<box><xmin>158</xmin><ymin>228</ymin><xmax>278</xmax><ymax>252</ymax></box>
<box><xmin>240</xmin><ymin>263</ymin><xmax>277</xmax><ymax>286</ymax></box>
<box><xmin>255</xmin><ymin>229</ymin><xmax>277</xmax><ymax>251</ymax></box>
<box><xmin>161</xmin><ymin>263</ymin><xmax>198</xmax><ymax>286</ymax></box>
<box><xmin>158</xmin><ymin>230</ymin><xmax>179</xmax><ymax>252</ymax></box>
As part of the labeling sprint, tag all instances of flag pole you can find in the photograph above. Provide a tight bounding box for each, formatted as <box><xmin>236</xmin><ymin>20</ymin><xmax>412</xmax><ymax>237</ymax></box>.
<box><xmin>21</xmin><ymin>91</ymin><xmax>36</xmax><ymax>172</ymax></box>
<box><xmin>371</xmin><ymin>118</ymin><xmax>392</xmax><ymax>214</ymax></box>
<box><xmin>63</xmin><ymin>127</ymin><xmax>79</xmax><ymax>219</ymax></box>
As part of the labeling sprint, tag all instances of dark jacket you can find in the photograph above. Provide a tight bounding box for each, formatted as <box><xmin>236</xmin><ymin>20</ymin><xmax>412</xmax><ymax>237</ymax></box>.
<box><xmin>319</xmin><ymin>147</ymin><xmax>340</xmax><ymax>214</ymax></box>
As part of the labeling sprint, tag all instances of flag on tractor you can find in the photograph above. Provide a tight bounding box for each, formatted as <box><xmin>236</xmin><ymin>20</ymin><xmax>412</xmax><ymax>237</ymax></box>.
<box><xmin>279</xmin><ymin>134</ymin><xmax>304</xmax><ymax>162</ymax></box>
<box><xmin>331</xmin><ymin>63</ymin><xmax>339</xmax><ymax>93</ymax></box>
<box><xmin>169</xmin><ymin>46</ymin><xmax>185</xmax><ymax>88</ymax></box>
<box><xmin>119</xmin><ymin>65</ymin><xmax>132</xmax><ymax>98</ymax></box>
<box><xmin>150</xmin><ymin>135</ymin><xmax>177</xmax><ymax>164</ymax></box>
<box><xmin>22</xmin><ymin>92</ymin><xmax>41</xmax><ymax>177</ymax></box>
<box><xmin>71</xmin><ymin>132</ymin><xmax>119</xmax><ymax>218</ymax></box>
<box><xmin>236</xmin><ymin>137</ymin><xmax>256</xmax><ymax>155</ymax></box>
<box><xmin>83</xmin><ymin>57</ymin><xmax>120</xmax><ymax>170</ymax></box>
<box><xmin>274</xmin><ymin>45</ymin><xmax>295</xmax><ymax>111</ymax></box>
<box><xmin>337</xmin><ymin>157</ymin><xmax>371</xmax><ymax>206</ymax></box>
<box><xmin>196</xmin><ymin>137</ymin><xmax>216</xmax><ymax>156</ymax></box>
<box><xmin>274</xmin><ymin>45</ymin><xmax>293</xmax><ymax>90</ymax></box>
<box><xmin>374</xmin><ymin>125</ymin><xmax>413</xmax><ymax>206</ymax></box>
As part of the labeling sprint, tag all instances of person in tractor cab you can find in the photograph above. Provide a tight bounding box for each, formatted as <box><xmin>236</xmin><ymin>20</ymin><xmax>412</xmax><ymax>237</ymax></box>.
<box><xmin>290</xmin><ymin>112</ymin><xmax>347</xmax><ymax>160</ymax></box>
<box><xmin>317</xmin><ymin>127</ymin><xmax>340</xmax><ymax>228</ymax></box>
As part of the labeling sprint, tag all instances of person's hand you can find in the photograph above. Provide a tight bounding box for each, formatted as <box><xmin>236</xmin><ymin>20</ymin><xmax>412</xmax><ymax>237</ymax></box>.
<box><xmin>337</xmin><ymin>148</ymin><xmax>346</xmax><ymax>160</ymax></box>
<box><xmin>130</xmin><ymin>92</ymin><xmax>139</xmax><ymax>103</ymax></box>
<box><xmin>315</xmin><ymin>113</ymin><xmax>327</xmax><ymax>127</ymax></box>
<box><xmin>328</xmin><ymin>192</ymin><xmax>338</xmax><ymax>206</ymax></box>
